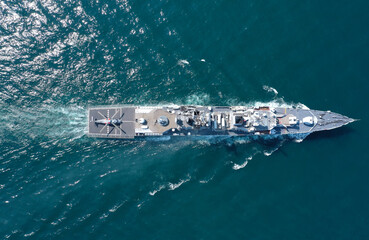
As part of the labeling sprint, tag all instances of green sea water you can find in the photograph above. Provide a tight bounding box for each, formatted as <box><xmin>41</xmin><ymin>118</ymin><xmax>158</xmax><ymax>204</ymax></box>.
<box><xmin>1</xmin><ymin>0</ymin><xmax>369</xmax><ymax>239</ymax></box>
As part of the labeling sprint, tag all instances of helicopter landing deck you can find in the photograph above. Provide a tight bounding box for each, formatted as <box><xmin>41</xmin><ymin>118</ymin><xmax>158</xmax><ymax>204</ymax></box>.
<box><xmin>88</xmin><ymin>107</ymin><xmax>135</xmax><ymax>139</ymax></box>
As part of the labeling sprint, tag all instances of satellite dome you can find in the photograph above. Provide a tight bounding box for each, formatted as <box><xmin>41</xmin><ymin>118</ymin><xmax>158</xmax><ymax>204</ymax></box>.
<box><xmin>158</xmin><ymin>116</ymin><xmax>169</xmax><ymax>126</ymax></box>
<box><xmin>139</xmin><ymin>118</ymin><xmax>146</xmax><ymax>124</ymax></box>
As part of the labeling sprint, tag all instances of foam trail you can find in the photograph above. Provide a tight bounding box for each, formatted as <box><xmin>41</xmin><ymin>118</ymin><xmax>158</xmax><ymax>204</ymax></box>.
<box><xmin>168</xmin><ymin>175</ymin><xmax>191</xmax><ymax>191</ymax></box>
<box><xmin>184</xmin><ymin>93</ymin><xmax>210</xmax><ymax>105</ymax></box>
<box><xmin>199</xmin><ymin>175</ymin><xmax>214</xmax><ymax>184</ymax></box>
<box><xmin>295</xmin><ymin>103</ymin><xmax>310</xmax><ymax>110</ymax></box>
<box><xmin>226</xmin><ymin>97</ymin><xmax>292</xmax><ymax>109</ymax></box>
<box><xmin>291</xmin><ymin>133</ymin><xmax>311</xmax><ymax>143</ymax></box>
<box><xmin>263</xmin><ymin>85</ymin><xmax>278</xmax><ymax>95</ymax></box>
<box><xmin>145</xmin><ymin>136</ymin><xmax>171</xmax><ymax>142</ymax></box>
<box><xmin>263</xmin><ymin>139</ymin><xmax>286</xmax><ymax>157</ymax></box>
<box><xmin>149</xmin><ymin>185</ymin><xmax>165</xmax><ymax>196</ymax></box>
<box><xmin>233</xmin><ymin>151</ymin><xmax>260</xmax><ymax>170</ymax></box>
<box><xmin>232</xmin><ymin>159</ymin><xmax>248</xmax><ymax>170</ymax></box>
<box><xmin>178</xmin><ymin>59</ymin><xmax>189</xmax><ymax>66</ymax></box>
<box><xmin>0</xmin><ymin>105</ymin><xmax>87</xmax><ymax>141</ymax></box>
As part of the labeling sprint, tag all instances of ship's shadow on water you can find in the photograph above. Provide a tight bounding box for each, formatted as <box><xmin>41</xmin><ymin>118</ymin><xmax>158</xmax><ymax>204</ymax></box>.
<box><xmin>98</xmin><ymin>126</ymin><xmax>355</xmax><ymax>160</ymax></box>
<box><xmin>222</xmin><ymin>126</ymin><xmax>355</xmax><ymax>157</ymax></box>
<box><xmin>305</xmin><ymin>126</ymin><xmax>355</xmax><ymax>141</ymax></box>
<box><xmin>223</xmin><ymin>140</ymin><xmax>286</xmax><ymax>158</ymax></box>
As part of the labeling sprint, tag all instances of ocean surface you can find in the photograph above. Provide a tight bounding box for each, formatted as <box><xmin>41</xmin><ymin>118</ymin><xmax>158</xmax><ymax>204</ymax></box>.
<box><xmin>1</xmin><ymin>0</ymin><xmax>369</xmax><ymax>239</ymax></box>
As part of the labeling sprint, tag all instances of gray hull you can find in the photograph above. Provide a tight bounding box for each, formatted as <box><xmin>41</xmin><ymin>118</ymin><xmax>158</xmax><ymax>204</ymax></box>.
<box><xmin>87</xmin><ymin>105</ymin><xmax>354</xmax><ymax>139</ymax></box>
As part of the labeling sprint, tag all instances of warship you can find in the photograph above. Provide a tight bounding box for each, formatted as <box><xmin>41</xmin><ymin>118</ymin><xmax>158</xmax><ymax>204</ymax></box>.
<box><xmin>87</xmin><ymin>105</ymin><xmax>354</xmax><ymax>139</ymax></box>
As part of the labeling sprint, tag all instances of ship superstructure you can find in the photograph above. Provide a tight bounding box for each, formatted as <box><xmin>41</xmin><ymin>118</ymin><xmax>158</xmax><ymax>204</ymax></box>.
<box><xmin>87</xmin><ymin>105</ymin><xmax>354</xmax><ymax>139</ymax></box>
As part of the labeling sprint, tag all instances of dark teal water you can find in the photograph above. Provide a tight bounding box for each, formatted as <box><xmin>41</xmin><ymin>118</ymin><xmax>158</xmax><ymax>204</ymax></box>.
<box><xmin>1</xmin><ymin>0</ymin><xmax>369</xmax><ymax>239</ymax></box>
